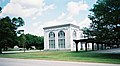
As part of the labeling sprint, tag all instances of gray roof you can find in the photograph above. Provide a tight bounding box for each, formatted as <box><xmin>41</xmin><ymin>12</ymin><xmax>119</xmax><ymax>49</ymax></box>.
<box><xmin>43</xmin><ymin>24</ymin><xmax>80</xmax><ymax>29</ymax></box>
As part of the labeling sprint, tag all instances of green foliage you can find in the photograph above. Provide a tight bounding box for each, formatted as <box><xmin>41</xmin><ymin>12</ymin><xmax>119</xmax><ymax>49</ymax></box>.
<box><xmin>12</xmin><ymin>17</ymin><xmax>25</xmax><ymax>28</ymax></box>
<box><xmin>17</xmin><ymin>34</ymin><xmax>26</xmax><ymax>47</ymax></box>
<box><xmin>0</xmin><ymin>7</ymin><xmax>2</xmax><ymax>13</ymax></box>
<box><xmin>0</xmin><ymin>16</ymin><xmax>25</xmax><ymax>53</ymax></box>
<box><xmin>0</xmin><ymin>17</ymin><xmax>17</xmax><ymax>48</ymax></box>
<box><xmin>20</xmin><ymin>34</ymin><xmax>44</xmax><ymax>50</ymax></box>
<box><xmin>82</xmin><ymin>0</ymin><xmax>120</xmax><ymax>43</ymax></box>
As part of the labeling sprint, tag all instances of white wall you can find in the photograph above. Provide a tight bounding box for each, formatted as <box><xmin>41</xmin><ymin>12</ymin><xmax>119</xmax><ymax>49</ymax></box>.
<box><xmin>44</xmin><ymin>26</ymin><xmax>71</xmax><ymax>50</ymax></box>
<box><xmin>43</xmin><ymin>24</ymin><xmax>92</xmax><ymax>51</ymax></box>
<box><xmin>70</xmin><ymin>26</ymin><xmax>81</xmax><ymax>51</ymax></box>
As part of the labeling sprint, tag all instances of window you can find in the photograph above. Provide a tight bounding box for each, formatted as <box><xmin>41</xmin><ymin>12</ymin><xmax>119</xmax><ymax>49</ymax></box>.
<box><xmin>73</xmin><ymin>31</ymin><xmax>77</xmax><ymax>48</ymax></box>
<box><xmin>73</xmin><ymin>31</ymin><xmax>76</xmax><ymax>38</ymax></box>
<box><xmin>49</xmin><ymin>32</ymin><xmax>55</xmax><ymax>38</ymax></box>
<box><xmin>58</xmin><ymin>31</ymin><xmax>65</xmax><ymax>48</ymax></box>
<box><xmin>49</xmin><ymin>40</ymin><xmax>55</xmax><ymax>48</ymax></box>
<box><xmin>49</xmin><ymin>32</ymin><xmax>55</xmax><ymax>48</ymax></box>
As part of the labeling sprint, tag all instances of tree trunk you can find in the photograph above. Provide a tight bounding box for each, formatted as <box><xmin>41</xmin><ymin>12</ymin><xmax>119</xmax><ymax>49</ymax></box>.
<box><xmin>0</xmin><ymin>47</ymin><xmax>2</xmax><ymax>54</ymax></box>
<box><xmin>105</xmin><ymin>44</ymin><xmax>107</xmax><ymax>49</ymax></box>
<box><xmin>76</xmin><ymin>43</ymin><xmax>78</xmax><ymax>52</ymax></box>
<box><xmin>117</xmin><ymin>44</ymin><xmax>119</xmax><ymax>48</ymax></box>
<box><xmin>101</xmin><ymin>44</ymin><xmax>103</xmax><ymax>50</ymax></box>
<box><xmin>85</xmin><ymin>42</ymin><xmax>87</xmax><ymax>52</ymax></box>
<box><xmin>97</xmin><ymin>44</ymin><xmax>99</xmax><ymax>50</ymax></box>
<box><xmin>92</xmin><ymin>42</ymin><xmax>94</xmax><ymax>51</ymax></box>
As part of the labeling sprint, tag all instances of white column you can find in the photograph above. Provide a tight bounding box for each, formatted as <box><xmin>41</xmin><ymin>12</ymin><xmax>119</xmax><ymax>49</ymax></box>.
<box><xmin>55</xmin><ymin>31</ymin><xmax>58</xmax><ymax>49</ymax></box>
<box><xmin>65</xmin><ymin>28</ymin><xmax>71</xmax><ymax>50</ymax></box>
<box><xmin>44</xmin><ymin>31</ymin><xmax>49</xmax><ymax>50</ymax></box>
<box><xmin>70</xmin><ymin>27</ymin><xmax>74</xmax><ymax>51</ymax></box>
<box><xmin>44</xmin><ymin>31</ymin><xmax>46</xmax><ymax>50</ymax></box>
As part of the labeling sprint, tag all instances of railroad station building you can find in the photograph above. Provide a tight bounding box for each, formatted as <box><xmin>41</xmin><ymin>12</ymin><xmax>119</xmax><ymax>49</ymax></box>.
<box><xmin>43</xmin><ymin>24</ymin><xmax>92</xmax><ymax>51</ymax></box>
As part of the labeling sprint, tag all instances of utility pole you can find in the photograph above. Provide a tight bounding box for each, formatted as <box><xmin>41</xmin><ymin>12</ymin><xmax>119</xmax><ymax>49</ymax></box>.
<box><xmin>20</xmin><ymin>30</ymin><xmax>26</xmax><ymax>52</ymax></box>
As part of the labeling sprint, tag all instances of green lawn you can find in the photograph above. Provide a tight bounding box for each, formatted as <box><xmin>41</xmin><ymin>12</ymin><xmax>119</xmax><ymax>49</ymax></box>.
<box><xmin>0</xmin><ymin>51</ymin><xmax>120</xmax><ymax>64</ymax></box>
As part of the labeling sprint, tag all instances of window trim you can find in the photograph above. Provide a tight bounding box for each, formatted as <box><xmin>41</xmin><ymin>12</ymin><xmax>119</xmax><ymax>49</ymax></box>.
<box><xmin>49</xmin><ymin>32</ymin><xmax>55</xmax><ymax>48</ymax></box>
<box><xmin>58</xmin><ymin>30</ymin><xmax>65</xmax><ymax>48</ymax></box>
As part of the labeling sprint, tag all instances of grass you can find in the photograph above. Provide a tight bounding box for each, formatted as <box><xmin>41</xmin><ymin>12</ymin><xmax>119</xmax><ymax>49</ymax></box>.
<box><xmin>0</xmin><ymin>51</ymin><xmax>120</xmax><ymax>64</ymax></box>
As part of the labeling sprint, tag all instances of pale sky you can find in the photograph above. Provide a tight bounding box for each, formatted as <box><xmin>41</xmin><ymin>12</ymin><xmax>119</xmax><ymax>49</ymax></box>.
<box><xmin>0</xmin><ymin>0</ymin><xmax>97</xmax><ymax>36</ymax></box>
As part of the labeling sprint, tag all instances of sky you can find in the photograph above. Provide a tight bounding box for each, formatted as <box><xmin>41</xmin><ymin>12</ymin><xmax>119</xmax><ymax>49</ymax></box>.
<box><xmin>0</xmin><ymin>0</ymin><xmax>97</xmax><ymax>36</ymax></box>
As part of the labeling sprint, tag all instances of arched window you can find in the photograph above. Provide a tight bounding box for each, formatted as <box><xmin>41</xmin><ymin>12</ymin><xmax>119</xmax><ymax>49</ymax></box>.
<box><xmin>73</xmin><ymin>31</ymin><xmax>77</xmax><ymax>39</ymax></box>
<box><xmin>73</xmin><ymin>31</ymin><xmax>77</xmax><ymax>48</ymax></box>
<box><xmin>58</xmin><ymin>31</ymin><xmax>65</xmax><ymax>48</ymax></box>
<box><xmin>49</xmin><ymin>32</ymin><xmax>55</xmax><ymax>38</ymax></box>
<box><xmin>49</xmin><ymin>32</ymin><xmax>55</xmax><ymax>48</ymax></box>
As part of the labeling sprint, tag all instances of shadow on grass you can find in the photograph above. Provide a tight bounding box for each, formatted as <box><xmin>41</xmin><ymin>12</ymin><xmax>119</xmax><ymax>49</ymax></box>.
<box><xmin>69</xmin><ymin>51</ymin><xmax>120</xmax><ymax>59</ymax></box>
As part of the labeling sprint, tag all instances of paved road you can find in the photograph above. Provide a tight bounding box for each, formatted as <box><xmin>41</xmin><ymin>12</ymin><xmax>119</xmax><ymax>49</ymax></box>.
<box><xmin>0</xmin><ymin>58</ymin><xmax>119</xmax><ymax>66</ymax></box>
<box><xmin>91</xmin><ymin>48</ymin><xmax>120</xmax><ymax>54</ymax></box>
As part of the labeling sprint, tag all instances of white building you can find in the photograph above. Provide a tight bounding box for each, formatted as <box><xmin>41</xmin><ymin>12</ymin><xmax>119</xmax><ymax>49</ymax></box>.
<box><xmin>43</xmin><ymin>24</ymin><xmax>92</xmax><ymax>51</ymax></box>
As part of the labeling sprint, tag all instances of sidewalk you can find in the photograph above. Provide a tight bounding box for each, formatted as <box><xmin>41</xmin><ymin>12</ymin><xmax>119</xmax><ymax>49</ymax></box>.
<box><xmin>3</xmin><ymin>50</ymin><xmax>41</xmax><ymax>53</ymax></box>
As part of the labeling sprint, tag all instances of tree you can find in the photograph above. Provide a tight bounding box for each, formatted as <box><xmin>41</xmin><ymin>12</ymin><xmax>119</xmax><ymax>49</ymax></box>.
<box><xmin>0</xmin><ymin>16</ymin><xmax>25</xmax><ymax>53</ymax></box>
<box><xmin>82</xmin><ymin>0</ymin><xmax>120</xmax><ymax>44</ymax></box>
<box><xmin>0</xmin><ymin>7</ymin><xmax>2</xmax><ymax>13</ymax></box>
<box><xmin>12</xmin><ymin>17</ymin><xmax>25</xmax><ymax>28</ymax></box>
<box><xmin>23</xmin><ymin>34</ymin><xmax>44</xmax><ymax>50</ymax></box>
<box><xmin>18</xmin><ymin>34</ymin><xmax>26</xmax><ymax>52</ymax></box>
